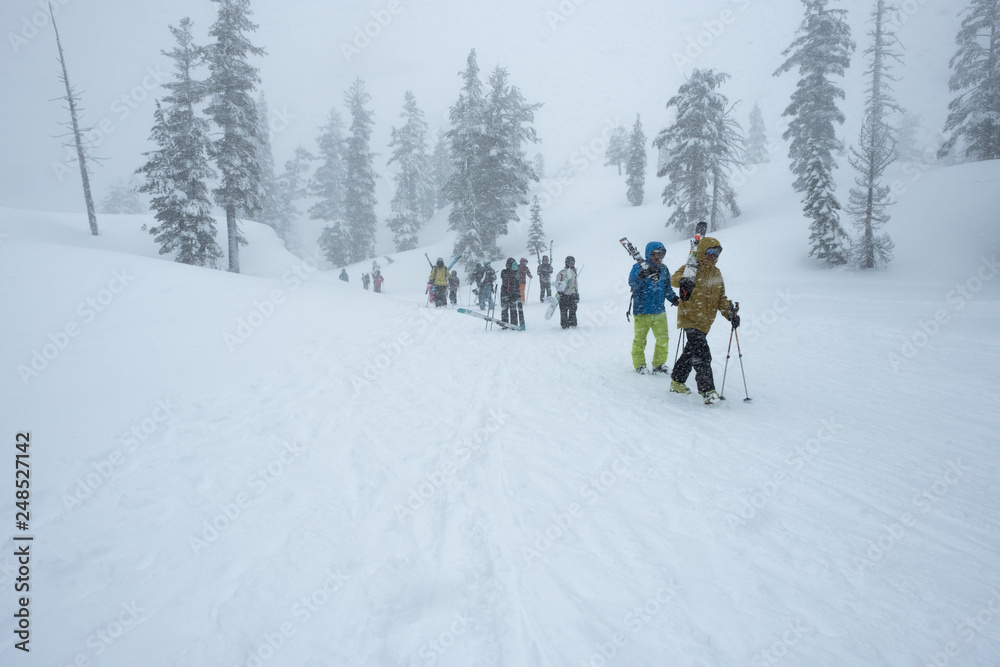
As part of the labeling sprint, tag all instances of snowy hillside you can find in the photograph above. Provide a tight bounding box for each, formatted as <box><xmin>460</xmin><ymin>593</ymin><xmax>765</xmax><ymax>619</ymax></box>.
<box><xmin>2</xmin><ymin>154</ymin><xmax>999</xmax><ymax>665</ymax></box>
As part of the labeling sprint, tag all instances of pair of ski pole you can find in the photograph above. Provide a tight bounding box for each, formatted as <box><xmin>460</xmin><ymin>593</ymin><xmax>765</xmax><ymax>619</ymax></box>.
<box><xmin>719</xmin><ymin>302</ymin><xmax>751</xmax><ymax>402</ymax></box>
<box><xmin>671</xmin><ymin>306</ymin><xmax>751</xmax><ymax>402</ymax></box>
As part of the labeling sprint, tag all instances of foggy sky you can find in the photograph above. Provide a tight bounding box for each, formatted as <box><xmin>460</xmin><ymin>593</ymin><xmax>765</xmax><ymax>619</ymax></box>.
<box><xmin>0</xmin><ymin>0</ymin><xmax>959</xmax><ymax>215</ymax></box>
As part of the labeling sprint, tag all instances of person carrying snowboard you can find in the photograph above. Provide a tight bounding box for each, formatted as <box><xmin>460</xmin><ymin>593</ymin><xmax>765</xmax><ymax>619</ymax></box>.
<box><xmin>537</xmin><ymin>255</ymin><xmax>553</xmax><ymax>302</ymax></box>
<box><xmin>448</xmin><ymin>270</ymin><xmax>460</xmax><ymax>305</ymax></box>
<box><xmin>629</xmin><ymin>241</ymin><xmax>680</xmax><ymax>374</ymax></box>
<box><xmin>669</xmin><ymin>236</ymin><xmax>739</xmax><ymax>404</ymax></box>
<box><xmin>428</xmin><ymin>257</ymin><xmax>450</xmax><ymax>307</ymax></box>
<box><xmin>554</xmin><ymin>255</ymin><xmax>579</xmax><ymax>329</ymax></box>
<box><xmin>499</xmin><ymin>258</ymin><xmax>524</xmax><ymax>328</ymax></box>
<box><xmin>477</xmin><ymin>261</ymin><xmax>496</xmax><ymax>311</ymax></box>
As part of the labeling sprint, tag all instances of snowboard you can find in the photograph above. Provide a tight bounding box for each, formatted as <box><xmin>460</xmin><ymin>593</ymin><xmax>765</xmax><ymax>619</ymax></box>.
<box><xmin>544</xmin><ymin>295</ymin><xmax>558</xmax><ymax>320</ymax></box>
<box><xmin>457</xmin><ymin>308</ymin><xmax>524</xmax><ymax>331</ymax></box>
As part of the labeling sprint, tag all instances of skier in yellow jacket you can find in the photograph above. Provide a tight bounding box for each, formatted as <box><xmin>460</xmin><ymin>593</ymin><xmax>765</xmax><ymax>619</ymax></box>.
<box><xmin>428</xmin><ymin>258</ymin><xmax>450</xmax><ymax>307</ymax></box>
<box><xmin>669</xmin><ymin>236</ymin><xmax>740</xmax><ymax>404</ymax></box>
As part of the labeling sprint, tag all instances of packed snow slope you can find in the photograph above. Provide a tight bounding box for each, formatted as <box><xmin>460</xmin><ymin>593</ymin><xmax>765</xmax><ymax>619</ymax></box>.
<box><xmin>2</xmin><ymin>157</ymin><xmax>1000</xmax><ymax>667</ymax></box>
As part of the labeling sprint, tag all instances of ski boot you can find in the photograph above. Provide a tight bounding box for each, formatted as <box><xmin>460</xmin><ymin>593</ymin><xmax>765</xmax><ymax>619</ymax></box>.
<box><xmin>670</xmin><ymin>380</ymin><xmax>691</xmax><ymax>394</ymax></box>
<box><xmin>636</xmin><ymin>365</ymin><xmax>649</xmax><ymax>375</ymax></box>
<box><xmin>701</xmin><ymin>389</ymin><xmax>720</xmax><ymax>405</ymax></box>
<box><xmin>651</xmin><ymin>364</ymin><xmax>670</xmax><ymax>375</ymax></box>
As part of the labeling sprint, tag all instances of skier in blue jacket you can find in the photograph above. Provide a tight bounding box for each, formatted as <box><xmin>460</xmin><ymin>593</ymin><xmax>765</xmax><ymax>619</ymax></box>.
<box><xmin>628</xmin><ymin>241</ymin><xmax>680</xmax><ymax>374</ymax></box>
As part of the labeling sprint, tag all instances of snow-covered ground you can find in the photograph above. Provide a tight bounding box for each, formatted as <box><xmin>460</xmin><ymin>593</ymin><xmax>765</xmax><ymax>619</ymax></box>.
<box><xmin>2</xmin><ymin>153</ymin><xmax>999</xmax><ymax>665</ymax></box>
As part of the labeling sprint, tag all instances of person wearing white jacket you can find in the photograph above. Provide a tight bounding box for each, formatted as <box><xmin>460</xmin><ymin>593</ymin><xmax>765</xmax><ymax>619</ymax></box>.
<box><xmin>554</xmin><ymin>256</ymin><xmax>579</xmax><ymax>329</ymax></box>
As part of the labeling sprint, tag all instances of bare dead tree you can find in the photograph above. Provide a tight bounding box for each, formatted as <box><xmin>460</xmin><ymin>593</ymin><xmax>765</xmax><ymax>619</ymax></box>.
<box><xmin>50</xmin><ymin>3</ymin><xmax>98</xmax><ymax>235</ymax></box>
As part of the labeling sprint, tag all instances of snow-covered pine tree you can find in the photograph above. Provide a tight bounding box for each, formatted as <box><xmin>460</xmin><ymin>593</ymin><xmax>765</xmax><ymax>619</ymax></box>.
<box><xmin>342</xmin><ymin>77</ymin><xmax>378</xmax><ymax>262</ymax></box>
<box><xmin>206</xmin><ymin>0</ymin><xmax>265</xmax><ymax>273</ymax></box>
<box><xmin>526</xmin><ymin>195</ymin><xmax>546</xmax><ymax>257</ymax></box>
<box><xmin>309</xmin><ymin>109</ymin><xmax>347</xmax><ymax>227</ymax></box>
<box><xmin>431</xmin><ymin>130</ymin><xmax>452</xmax><ymax>210</ymax></box>
<box><xmin>100</xmin><ymin>177</ymin><xmax>144</xmax><ymax>214</ymax></box>
<box><xmin>626</xmin><ymin>114</ymin><xmax>646</xmax><ymax>206</ymax></box>
<box><xmin>654</xmin><ymin>69</ymin><xmax>744</xmax><ymax>234</ymax></box>
<box><xmin>273</xmin><ymin>145</ymin><xmax>313</xmax><ymax>248</ymax></box>
<box><xmin>938</xmin><ymin>0</ymin><xmax>1000</xmax><ymax>161</ymax></box>
<box><xmin>745</xmin><ymin>102</ymin><xmax>771</xmax><ymax>164</ymax></box>
<box><xmin>254</xmin><ymin>92</ymin><xmax>282</xmax><ymax>235</ymax></box>
<box><xmin>137</xmin><ymin>19</ymin><xmax>221</xmax><ymax>268</ymax></box>
<box><xmin>774</xmin><ymin>0</ymin><xmax>855</xmax><ymax>265</ymax></box>
<box><xmin>386</xmin><ymin>91</ymin><xmax>435</xmax><ymax>252</ymax></box>
<box><xmin>847</xmin><ymin>0</ymin><xmax>900</xmax><ymax>270</ymax></box>
<box><xmin>446</xmin><ymin>50</ymin><xmax>488</xmax><ymax>268</ymax></box>
<box><xmin>477</xmin><ymin>65</ymin><xmax>542</xmax><ymax>264</ymax></box>
<box><xmin>604</xmin><ymin>125</ymin><xmax>629</xmax><ymax>175</ymax></box>
<box><xmin>895</xmin><ymin>112</ymin><xmax>927</xmax><ymax>164</ymax></box>
<box><xmin>533</xmin><ymin>152</ymin><xmax>546</xmax><ymax>179</ymax></box>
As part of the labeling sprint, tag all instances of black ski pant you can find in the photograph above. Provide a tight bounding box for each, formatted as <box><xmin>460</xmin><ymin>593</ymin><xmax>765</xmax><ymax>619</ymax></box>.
<box><xmin>433</xmin><ymin>285</ymin><xmax>447</xmax><ymax>307</ymax></box>
<box><xmin>671</xmin><ymin>328</ymin><xmax>715</xmax><ymax>393</ymax></box>
<box><xmin>539</xmin><ymin>281</ymin><xmax>551</xmax><ymax>301</ymax></box>
<box><xmin>501</xmin><ymin>296</ymin><xmax>523</xmax><ymax>327</ymax></box>
<box><xmin>559</xmin><ymin>292</ymin><xmax>579</xmax><ymax>329</ymax></box>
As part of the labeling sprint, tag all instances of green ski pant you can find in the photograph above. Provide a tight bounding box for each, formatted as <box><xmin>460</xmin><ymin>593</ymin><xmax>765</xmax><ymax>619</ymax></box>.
<box><xmin>632</xmin><ymin>312</ymin><xmax>670</xmax><ymax>369</ymax></box>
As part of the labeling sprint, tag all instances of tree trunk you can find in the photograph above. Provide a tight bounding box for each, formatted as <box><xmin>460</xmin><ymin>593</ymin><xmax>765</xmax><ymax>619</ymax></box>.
<box><xmin>51</xmin><ymin>6</ymin><xmax>97</xmax><ymax>236</ymax></box>
<box><xmin>227</xmin><ymin>204</ymin><xmax>240</xmax><ymax>273</ymax></box>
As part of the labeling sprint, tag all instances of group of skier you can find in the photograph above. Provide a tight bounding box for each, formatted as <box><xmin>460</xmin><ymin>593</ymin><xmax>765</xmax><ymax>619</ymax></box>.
<box><xmin>628</xmin><ymin>234</ymin><xmax>740</xmax><ymax>405</ymax></box>
<box><xmin>349</xmin><ymin>232</ymin><xmax>741</xmax><ymax>404</ymax></box>
<box><xmin>465</xmin><ymin>254</ymin><xmax>579</xmax><ymax>330</ymax></box>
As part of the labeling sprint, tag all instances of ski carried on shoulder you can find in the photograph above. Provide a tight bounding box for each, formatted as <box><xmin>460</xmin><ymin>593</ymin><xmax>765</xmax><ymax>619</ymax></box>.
<box><xmin>457</xmin><ymin>308</ymin><xmax>524</xmax><ymax>331</ymax></box>
<box><xmin>678</xmin><ymin>221</ymin><xmax>708</xmax><ymax>301</ymax></box>
<box><xmin>619</xmin><ymin>237</ymin><xmax>659</xmax><ymax>282</ymax></box>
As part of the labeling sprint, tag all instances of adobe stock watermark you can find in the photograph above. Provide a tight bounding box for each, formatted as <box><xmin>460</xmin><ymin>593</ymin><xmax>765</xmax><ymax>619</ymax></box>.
<box><xmin>350</xmin><ymin>305</ymin><xmax>448</xmax><ymax>395</ymax></box>
<box><xmin>394</xmin><ymin>407</ymin><xmax>509</xmax><ymax>521</ymax></box>
<box><xmin>58</xmin><ymin>600</ymin><xmax>149</xmax><ymax>666</ymax></box>
<box><xmin>579</xmin><ymin>583</ymin><xmax>677</xmax><ymax>666</ymax></box>
<box><xmin>854</xmin><ymin>457</ymin><xmax>970</xmax><ymax>575</ymax></box>
<box><xmin>414</xmin><ymin>613</ymin><xmax>470</xmax><ymax>666</ymax></box>
<box><xmin>235</xmin><ymin>567</ymin><xmax>350</xmax><ymax>667</ymax></box>
<box><xmin>189</xmin><ymin>438</ymin><xmax>311</xmax><ymax>555</ymax></box>
<box><xmin>887</xmin><ymin>254</ymin><xmax>998</xmax><ymax>373</ymax></box>
<box><xmin>726</xmin><ymin>418</ymin><xmax>841</xmax><ymax>529</ymax></box>
<box><xmin>521</xmin><ymin>450</ymin><xmax>634</xmax><ymax>565</ymax></box>
<box><xmin>340</xmin><ymin>0</ymin><xmax>404</xmax><ymax>63</ymax></box>
<box><xmin>922</xmin><ymin>589</ymin><xmax>1000</xmax><ymax>667</ymax></box>
<box><xmin>61</xmin><ymin>397</ymin><xmax>177</xmax><ymax>513</ymax></box>
<box><xmin>741</xmin><ymin>288</ymin><xmax>797</xmax><ymax>343</ymax></box>
<box><xmin>886</xmin><ymin>0</ymin><xmax>930</xmax><ymax>31</ymax></box>
<box><xmin>545</xmin><ymin>0</ymin><xmax>591</xmax><ymax>31</ymax></box>
<box><xmin>17</xmin><ymin>268</ymin><xmax>135</xmax><ymax>385</ymax></box>
<box><xmin>555</xmin><ymin>294</ymin><xmax>622</xmax><ymax>362</ymax></box>
<box><xmin>536</xmin><ymin>118</ymin><xmax>620</xmax><ymax>210</ymax></box>
<box><xmin>52</xmin><ymin>66</ymin><xmax>170</xmax><ymax>183</ymax></box>
<box><xmin>672</xmin><ymin>0</ymin><xmax>752</xmax><ymax>73</ymax></box>
<box><xmin>224</xmin><ymin>248</ymin><xmax>324</xmax><ymax>352</ymax></box>
<box><xmin>7</xmin><ymin>0</ymin><xmax>74</xmax><ymax>54</ymax></box>
<box><xmin>751</xmin><ymin>618</ymin><xmax>812</xmax><ymax>667</ymax></box>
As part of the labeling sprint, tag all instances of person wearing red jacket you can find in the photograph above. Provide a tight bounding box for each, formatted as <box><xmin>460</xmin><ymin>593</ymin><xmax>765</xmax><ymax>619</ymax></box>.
<box><xmin>517</xmin><ymin>258</ymin><xmax>533</xmax><ymax>304</ymax></box>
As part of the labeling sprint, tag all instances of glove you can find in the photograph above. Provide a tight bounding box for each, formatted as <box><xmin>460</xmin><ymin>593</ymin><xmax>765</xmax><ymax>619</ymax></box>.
<box><xmin>730</xmin><ymin>312</ymin><xmax>740</xmax><ymax>328</ymax></box>
<box><xmin>678</xmin><ymin>277</ymin><xmax>695</xmax><ymax>301</ymax></box>
<box><xmin>669</xmin><ymin>296</ymin><xmax>679</xmax><ymax>307</ymax></box>
<box><xmin>638</xmin><ymin>266</ymin><xmax>661</xmax><ymax>283</ymax></box>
